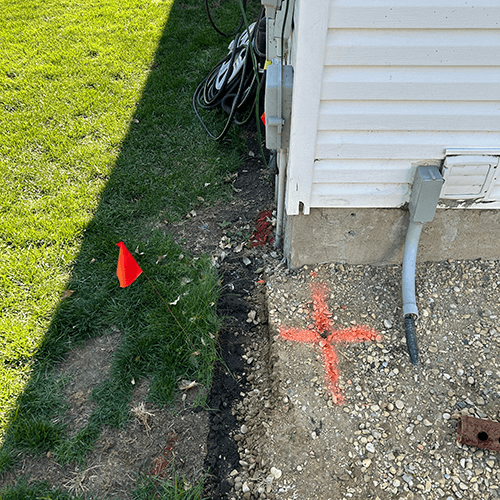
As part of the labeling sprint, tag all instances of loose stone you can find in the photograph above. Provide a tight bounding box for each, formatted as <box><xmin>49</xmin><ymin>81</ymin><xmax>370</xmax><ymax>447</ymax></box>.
<box><xmin>403</xmin><ymin>474</ymin><xmax>414</xmax><ymax>487</ymax></box>
<box><xmin>366</xmin><ymin>443</ymin><xmax>375</xmax><ymax>453</ymax></box>
<box><xmin>270</xmin><ymin>467</ymin><xmax>282</xmax><ymax>480</ymax></box>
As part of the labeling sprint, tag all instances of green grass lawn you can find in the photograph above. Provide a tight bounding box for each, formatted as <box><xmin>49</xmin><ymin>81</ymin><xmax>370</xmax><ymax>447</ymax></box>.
<box><xmin>0</xmin><ymin>0</ymin><xmax>253</xmax><ymax>495</ymax></box>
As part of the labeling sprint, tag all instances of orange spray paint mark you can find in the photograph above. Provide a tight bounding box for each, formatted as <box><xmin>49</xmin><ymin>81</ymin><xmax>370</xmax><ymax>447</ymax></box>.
<box><xmin>280</xmin><ymin>283</ymin><xmax>382</xmax><ymax>405</ymax></box>
<box><xmin>149</xmin><ymin>433</ymin><xmax>178</xmax><ymax>478</ymax></box>
<box><xmin>250</xmin><ymin>210</ymin><xmax>274</xmax><ymax>247</ymax></box>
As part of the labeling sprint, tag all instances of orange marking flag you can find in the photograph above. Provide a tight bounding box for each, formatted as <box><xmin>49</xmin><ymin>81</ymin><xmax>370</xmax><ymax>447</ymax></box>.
<box><xmin>116</xmin><ymin>241</ymin><xmax>143</xmax><ymax>288</ymax></box>
<box><xmin>280</xmin><ymin>283</ymin><xmax>382</xmax><ymax>405</ymax></box>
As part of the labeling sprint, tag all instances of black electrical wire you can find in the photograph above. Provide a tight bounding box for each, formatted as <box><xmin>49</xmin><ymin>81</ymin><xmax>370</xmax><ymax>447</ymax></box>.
<box><xmin>193</xmin><ymin>9</ymin><xmax>266</xmax><ymax>141</ymax></box>
<box><xmin>205</xmin><ymin>0</ymin><xmax>247</xmax><ymax>37</ymax></box>
<box><xmin>193</xmin><ymin>41</ymin><xmax>253</xmax><ymax>140</ymax></box>
<box><xmin>404</xmin><ymin>315</ymin><xmax>419</xmax><ymax>365</ymax></box>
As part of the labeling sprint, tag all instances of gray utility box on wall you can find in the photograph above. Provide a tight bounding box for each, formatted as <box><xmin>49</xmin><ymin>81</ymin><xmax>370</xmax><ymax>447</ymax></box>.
<box><xmin>409</xmin><ymin>166</ymin><xmax>444</xmax><ymax>223</ymax></box>
<box><xmin>264</xmin><ymin>63</ymin><xmax>293</xmax><ymax>150</ymax></box>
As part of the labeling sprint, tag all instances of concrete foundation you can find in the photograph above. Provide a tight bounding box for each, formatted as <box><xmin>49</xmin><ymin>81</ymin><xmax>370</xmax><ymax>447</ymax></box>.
<box><xmin>283</xmin><ymin>208</ymin><xmax>500</xmax><ymax>268</ymax></box>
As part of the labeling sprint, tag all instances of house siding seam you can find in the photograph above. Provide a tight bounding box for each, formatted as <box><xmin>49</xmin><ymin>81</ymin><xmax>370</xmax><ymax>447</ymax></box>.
<box><xmin>288</xmin><ymin>0</ymin><xmax>500</xmax><ymax>213</ymax></box>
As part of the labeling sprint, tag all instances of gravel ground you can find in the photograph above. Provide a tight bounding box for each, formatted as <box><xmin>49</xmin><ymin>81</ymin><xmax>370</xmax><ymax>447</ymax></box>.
<box><xmin>227</xmin><ymin>258</ymin><xmax>500</xmax><ymax>500</ymax></box>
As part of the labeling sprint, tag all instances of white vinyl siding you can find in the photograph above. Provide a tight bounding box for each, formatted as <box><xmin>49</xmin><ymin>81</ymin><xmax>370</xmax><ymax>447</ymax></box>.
<box><xmin>328</xmin><ymin>3</ymin><xmax>500</xmax><ymax>30</ymax></box>
<box><xmin>286</xmin><ymin>0</ymin><xmax>500</xmax><ymax>215</ymax></box>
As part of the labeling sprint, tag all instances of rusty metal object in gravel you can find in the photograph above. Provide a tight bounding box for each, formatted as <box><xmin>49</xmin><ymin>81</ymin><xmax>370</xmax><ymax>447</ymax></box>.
<box><xmin>457</xmin><ymin>416</ymin><xmax>500</xmax><ymax>452</ymax></box>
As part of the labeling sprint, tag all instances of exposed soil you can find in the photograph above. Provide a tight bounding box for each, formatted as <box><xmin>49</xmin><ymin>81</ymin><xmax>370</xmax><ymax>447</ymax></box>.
<box><xmin>0</xmin><ymin>124</ymin><xmax>277</xmax><ymax>499</ymax></box>
<box><xmin>166</xmin><ymin>126</ymin><xmax>278</xmax><ymax>499</ymax></box>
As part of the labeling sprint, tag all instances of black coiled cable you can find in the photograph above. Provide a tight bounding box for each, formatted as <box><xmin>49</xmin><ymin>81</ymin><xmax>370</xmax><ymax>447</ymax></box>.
<box><xmin>193</xmin><ymin>10</ymin><xmax>266</xmax><ymax>140</ymax></box>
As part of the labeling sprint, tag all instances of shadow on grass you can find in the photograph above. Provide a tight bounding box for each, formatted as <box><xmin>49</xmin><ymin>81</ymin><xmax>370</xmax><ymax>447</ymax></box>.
<box><xmin>0</xmin><ymin>0</ymin><xmax>249</xmax><ymax>478</ymax></box>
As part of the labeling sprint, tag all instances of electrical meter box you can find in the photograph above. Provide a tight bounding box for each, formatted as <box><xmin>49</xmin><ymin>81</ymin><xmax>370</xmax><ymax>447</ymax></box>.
<box><xmin>264</xmin><ymin>63</ymin><xmax>293</xmax><ymax>150</ymax></box>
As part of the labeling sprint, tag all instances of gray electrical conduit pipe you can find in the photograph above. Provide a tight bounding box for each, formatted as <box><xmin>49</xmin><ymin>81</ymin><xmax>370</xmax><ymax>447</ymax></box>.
<box><xmin>274</xmin><ymin>149</ymin><xmax>287</xmax><ymax>249</ymax></box>
<box><xmin>402</xmin><ymin>220</ymin><xmax>423</xmax><ymax>319</ymax></box>
<box><xmin>402</xmin><ymin>219</ymin><xmax>423</xmax><ymax>365</ymax></box>
<box><xmin>401</xmin><ymin>165</ymin><xmax>444</xmax><ymax>365</ymax></box>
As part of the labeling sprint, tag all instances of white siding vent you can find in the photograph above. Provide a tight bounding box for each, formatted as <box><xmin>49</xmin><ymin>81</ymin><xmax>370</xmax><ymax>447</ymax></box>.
<box><xmin>441</xmin><ymin>155</ymin><xmax>499</xmax><ymax>200</ymax></box>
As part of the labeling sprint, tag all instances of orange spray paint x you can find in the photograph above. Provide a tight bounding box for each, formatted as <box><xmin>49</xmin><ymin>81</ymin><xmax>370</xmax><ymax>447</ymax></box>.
<box><xmin>280</xmin><ymin>283</ymin><xmax>382</xmax><ymax>405</ymax></box>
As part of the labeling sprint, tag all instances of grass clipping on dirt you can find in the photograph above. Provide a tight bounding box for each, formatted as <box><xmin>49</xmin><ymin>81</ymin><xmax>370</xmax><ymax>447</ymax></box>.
<box><xmin>0</xmin><ymin>0</ymin><xmax>245</xmax><ymax>483</ymax></box>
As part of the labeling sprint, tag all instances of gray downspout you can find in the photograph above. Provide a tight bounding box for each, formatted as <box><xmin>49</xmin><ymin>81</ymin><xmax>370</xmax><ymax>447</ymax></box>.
<box><xmin>402</xmin><ymin>166</ymin><xmax>444</xmax><ymax>365</ymax></box>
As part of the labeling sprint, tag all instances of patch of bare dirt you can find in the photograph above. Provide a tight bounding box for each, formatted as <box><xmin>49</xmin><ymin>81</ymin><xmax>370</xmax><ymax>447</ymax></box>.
<box><xmin>3</xmin><ymin>339</ymin><xmax>211</xmax><ymax>499</ymax></box>
<box><xmin>58</xmin><ymin>332</ymin><xmax>121</xmax><ymax>436</ymax></box>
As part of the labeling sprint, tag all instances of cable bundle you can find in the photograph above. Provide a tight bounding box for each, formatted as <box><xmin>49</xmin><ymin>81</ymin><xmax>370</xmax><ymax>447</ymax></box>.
<box><xmin>193</xmin><ymin>12</ymin><xmax>266</xmax><ymax>140</ymax></box>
